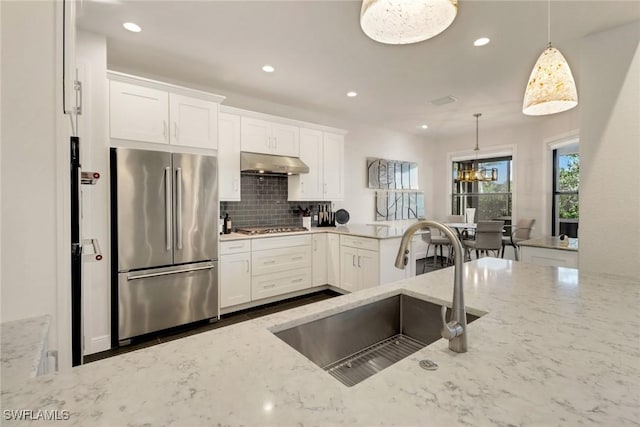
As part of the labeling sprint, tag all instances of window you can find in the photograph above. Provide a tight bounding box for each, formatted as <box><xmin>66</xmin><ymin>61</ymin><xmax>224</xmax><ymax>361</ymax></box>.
<box><xmin>552</xmin><ymin>146</ymin><xmax>579</xmax><ymax>237</ymax></box>
<box><xmin>452</xmin><ymin>156</ymin><xmax>512</xmax><ymax>220</ymax></box>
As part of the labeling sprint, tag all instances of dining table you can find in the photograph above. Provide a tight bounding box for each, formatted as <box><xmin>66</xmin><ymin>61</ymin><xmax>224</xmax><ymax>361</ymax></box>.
<box><xmin>445</xmin><ymin>222</ymin><xmax>477</xmax><ymax>238</ymax></box>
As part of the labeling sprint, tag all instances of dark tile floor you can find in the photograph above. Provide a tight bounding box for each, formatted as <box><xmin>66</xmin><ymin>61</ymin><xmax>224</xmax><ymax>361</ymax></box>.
<box><xmin>84</xmin><ymin>258</ymin><xmax>446</xmax><ymax>364</ymax></box>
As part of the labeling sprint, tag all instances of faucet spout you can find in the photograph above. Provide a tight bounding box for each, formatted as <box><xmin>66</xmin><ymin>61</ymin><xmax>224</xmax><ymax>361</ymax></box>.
<box><xmin>395</xmin><ymin>220</ymin><xmax>468</xmax><ymax>353</ymax></box>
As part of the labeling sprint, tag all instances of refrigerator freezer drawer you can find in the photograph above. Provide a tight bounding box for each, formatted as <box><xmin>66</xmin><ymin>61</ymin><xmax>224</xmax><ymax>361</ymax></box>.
<box><xmin>118</xmin><ymin>261</ymin><xmax>218</xmax><ymax>341</ymax></box>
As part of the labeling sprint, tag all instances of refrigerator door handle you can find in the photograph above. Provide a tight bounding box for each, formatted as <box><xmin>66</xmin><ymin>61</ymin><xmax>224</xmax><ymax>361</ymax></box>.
<box><xmin>127</xmin><ymin>263</ymin><xmax>214</xmax><ymax>281</ymax></box>
<box><xmin>176</xmin><ymin>167</ymin><xmax>183</xmax><ymax>250</ymax></box>
<box><xmin>165</xmin><ymin>167</ymin><xmax>172</xmax><ymax>251</ymax></box>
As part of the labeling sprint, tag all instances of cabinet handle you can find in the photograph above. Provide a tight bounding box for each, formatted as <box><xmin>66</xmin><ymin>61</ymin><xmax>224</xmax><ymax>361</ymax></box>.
<box><xmin>264</xmin><ymin>260</ymin><xmax>276</xmax><ymax>265</ymax></box>
<box><xmin>313</xmin><ymin>240</ymin><xmax>316</xmax><ymax>252</ymax></box>
<box><xmin>358</xmin><ymin>256</ymin><xmax>361</xmax><ymax>268</ymax></box>
<box><xmin>292</xmin><ymin>278</ymin><xmax>303</xmax><ymax>283</ymax></box>
<box><xmin>292</xmin><ymin>256</ymin><xmax>303</xmax><ymax>261</ymax></box>
<box><xmin>174</xmin><ymin>122</ymin><xmax>178</xmax><ymax>140</ymax></box>
<box><xmin>228</xmin><ymin>245</ymin><xmax>243</xmax><ymax>249</ymax></box>
<box><xmin>274</xmin><ymin>137</ymin><xmax>278</xmax><ymax>149</ymax></box>
<box><xmin>163</xmin><ymin>120</ymin><xmax>167</xmax><ymax>140</ymax></box>
<box><xmin>301</xmin><ymin>182</ymin><xmax>304</xmax><ymax>194</ymax></box>
<box><xmin>352</xmin><ymin>254</ymin><xmax>356</xmax><ymax>267</ymax></box>
<box><xmin>245</xmin><ymin>260</ymin><xmax>249</xmax><ymax>273</ymax></box>
<box><xmin>264</xmin><ymin>284</ymin><xmax>276</xmax><ymax>289</ymax></box>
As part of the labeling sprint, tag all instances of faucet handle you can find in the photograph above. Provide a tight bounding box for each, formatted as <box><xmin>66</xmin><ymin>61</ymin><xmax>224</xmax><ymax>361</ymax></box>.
<box><xmin>440</xmin><ymin>305</ymin><xmax>463</xmax><ymax>340</ymax></box>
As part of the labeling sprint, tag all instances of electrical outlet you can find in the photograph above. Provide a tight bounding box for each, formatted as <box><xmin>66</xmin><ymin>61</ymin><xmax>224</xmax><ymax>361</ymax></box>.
<box><xmin>313</xmin><ymin>215</ymin><xmax>318</xmax><ymax>221</ymax></box>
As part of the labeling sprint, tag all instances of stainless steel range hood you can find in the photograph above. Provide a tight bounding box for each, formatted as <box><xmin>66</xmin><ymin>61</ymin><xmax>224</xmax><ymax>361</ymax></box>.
<box><xmin>240</xmin><ymin>152</ymin><xmax>309</xmax><ymax>175</ymax></box>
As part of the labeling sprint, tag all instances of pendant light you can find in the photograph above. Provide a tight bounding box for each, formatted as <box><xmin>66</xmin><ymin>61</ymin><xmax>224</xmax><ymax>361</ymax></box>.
<box><xmin>456</xmin><ymin>114</ymin><xmax>498</xmax><ymax>183</ymax></box>
<box><xmin>523</xmin><ymin>0</ymin><xmax>578</xmax><ymax>116</ymax></box>
<box><xmin>360</xmin><ymin>0</ymin><xmax>458</xmax><ymax>45</ymax></box>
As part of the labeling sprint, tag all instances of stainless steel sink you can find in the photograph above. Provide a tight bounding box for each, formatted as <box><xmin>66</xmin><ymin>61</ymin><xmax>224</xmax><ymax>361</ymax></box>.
<box><xmin>274</xmin><ymin>294</ymin><xmax>480</xmax><ymax>387</ymax></box>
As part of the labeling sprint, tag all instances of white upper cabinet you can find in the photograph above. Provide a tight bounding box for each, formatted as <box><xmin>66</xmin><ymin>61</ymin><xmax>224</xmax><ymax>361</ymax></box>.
<box><xmin>288</xmin><ymin>128</ymin><xmax>323</xmax><ymax>200</ymax></box>
<box><xmin>169</xmin><ymin>93</ymin><xmax>218</xmax><ymax>149</ymax></box>
<box><xmin>218</xmin><ymin>112</ymin><xmax>241</xmax><ymax>201</ymax></box>
<box><xmin>241</xmin><ymin>117</ymin><xmax>299</xmax><ymax>157</ymax></box>
<box><xmin>323</xmin><ymin>132</ymin><xmax>344</xmax><ymax>200</ymax></box>
<box><xmin>108</xmin><ymin>72</ymin><xmax>224</xmax><ymax>150</ymax></box>
<box><xmin>289</xmin><ymin>130</ymin><xmax>344</xmax><ymax>201</ymax></box>
<box><xmin>110</xmin><ymin>80</ymin><xmax>169</xmax><ymax>144</ymax></box>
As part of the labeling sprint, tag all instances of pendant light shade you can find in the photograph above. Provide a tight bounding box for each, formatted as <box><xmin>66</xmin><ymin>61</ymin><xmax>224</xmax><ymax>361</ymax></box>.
<box><xmin>522</xmin><ymin>0</ymin><xmax>578</xmax><ymax>116</ymax></box>
<box><xmin>360</xmin><ymin>0</ymin><xmax>458</xmax><ymax>45</ymax></box>
<box><xmin>523</xmin><ymin>45</ymin><xmax>578</xmax><ymax>116</ymax></box>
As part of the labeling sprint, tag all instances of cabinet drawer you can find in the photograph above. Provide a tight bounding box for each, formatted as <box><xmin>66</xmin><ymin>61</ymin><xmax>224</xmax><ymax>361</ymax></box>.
<box><xmin>252</xmin><ymin>246</ymin><xmax>312</xmax><ymax>276</ymax></box>
<box><xmin>340</xmin><ymin>235</ymin><xmax>379</xmax><ymax>252</ymax></box>
<box><xmin>252</xmin><ymin>234</ymin><xmax>312</xmax><ymax>251</ymax></box>
<box><xmin>252</xmin><ymin>268</ymin><xmax>311</xmax><ymax>301</ymax></box>
<box><xmin>221</xmin><ymin>239</ymin><xmax>251</xmax><ymax>255</ymax></box>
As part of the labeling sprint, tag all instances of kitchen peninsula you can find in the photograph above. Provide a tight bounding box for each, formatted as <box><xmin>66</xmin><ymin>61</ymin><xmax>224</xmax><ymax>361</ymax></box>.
<box><xmin>2</xmin><ymin>259</ymin><xmax>638</xmax><ymax>426</ymax></box>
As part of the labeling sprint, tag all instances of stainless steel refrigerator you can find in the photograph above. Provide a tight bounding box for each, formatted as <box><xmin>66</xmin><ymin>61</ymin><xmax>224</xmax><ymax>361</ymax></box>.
<box><xmin>110</xmin><ymin>148</ymin><xmax>218</xmax><ymax>345</ymax></box>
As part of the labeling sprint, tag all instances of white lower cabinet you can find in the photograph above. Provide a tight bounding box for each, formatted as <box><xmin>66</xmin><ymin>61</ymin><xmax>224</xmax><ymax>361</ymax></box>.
<box><xmin>312</xmin><ymin>234</ymin><xmax>328</xmax><ymax>286</ymax></box>
<box><xmin>220</xmin><ymin>252</ymin><xmax>251</xmax><ymax>308</ymax></box>
<box><xmin>220</xmin><ymin>241</ymin><xmax>252</xmax><ymax>309</ymax></box>
<box><xmin>221</xmin><ymin>235</ymin><xmax>313</xmax><ymax>312</ymax></box>
<box><xmin>327</xmin><ymin>233</ymin><xmax>340</xmax><ymax>286</ymax></box>
<box><xmin>339</xmin><ymin>235</ymin><xmax>380</xmax><ymax>292</ymax></box>
<box><xmin>252</xmin><ymin>268</ymin><xmax>311</xmax><ymax>300</ymax></box>
<box><xmin>520</xmin><ymin>246</ymin><xmax>578</xmax><ymax>268</ymax></box>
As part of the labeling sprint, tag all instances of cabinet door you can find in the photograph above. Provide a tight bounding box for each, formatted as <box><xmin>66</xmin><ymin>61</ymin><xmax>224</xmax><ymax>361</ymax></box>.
<box><xmin>110</xmin><ymin>80</ymin><xmax>168</xmax><ymax>144</ymax></box>
<box><xmin>271</xmin><ymin>123</ymin><xmax>300</xmax><ymax>156</ymax></box>
<box><xmin>323</xmin><ymin>132</ymin><xmax>344</xmax><ymax>200</ymax></box>
<box><xmin>220</xmin><ymin>252</ymin><xmax>251</xmax><ymax>308</ymax></box>
<box><xmin>312</xmin><ymin>234</ymin><xmax>328</xmax><ymax>286</ymax></box>
<box><xmin>218</xmin><ymin>113</ymin><xmax>241</xmax><ymax>201</ymax></box>
<box><xmin>169</xmin><ymin>94</ymin><xmax>218</xmax><ymax>149</ymax></box>
<box><xmin>358</xmin><ymin>248</ymin><xmax>379</xmax><ymax>290</ymax></box>
<box><xmin>340</xmin><ymin>246</ymin><xmax>359</xmax><ymax>293</ymax></box>
<box><xmin>327</xmin><ymin>233</ymin><xmax>340</xmax><ymax>287</ymax></box>
<box><xmin>241</xmin><ymin>117</ymin><xmax>271</xmax><ymax>154</ymax></box>
<box><xmin>297</xmin><ymin>128</ymin><xmax>324</xmax><ymax>200</ymax></box>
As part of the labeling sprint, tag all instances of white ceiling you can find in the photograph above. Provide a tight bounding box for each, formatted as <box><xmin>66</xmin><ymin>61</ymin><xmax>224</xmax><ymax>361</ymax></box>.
<box><xmin>77</xmin><ymin>0</ymin><xmax>640</xmax><ymax>138</ymax></box>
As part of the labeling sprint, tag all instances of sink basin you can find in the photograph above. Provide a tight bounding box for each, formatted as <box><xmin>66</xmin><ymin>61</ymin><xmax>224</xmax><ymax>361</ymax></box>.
<box><xmin>274</xmin><ymin>294</ymin><xmax>480</xmax><ymax>387</ymax></box>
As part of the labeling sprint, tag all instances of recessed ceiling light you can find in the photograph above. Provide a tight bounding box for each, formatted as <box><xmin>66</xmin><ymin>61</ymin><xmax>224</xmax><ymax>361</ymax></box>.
<box><xmin>420</xmin><ymin>124</ymin><xmax>429</xmax><ymax>129</ymax></box>
<box><xmin>474</xmin><ymin>37</ymin><xmax>490</xmax><ymax>47</ymax></box>
<box><xmin>123</xmin><ymin>22</ymin><xmax>142</xmax><ymax>33</ymax></box>
<box><xmin>262</xmin><ymin>65</ymin><xmax>275</xmax><ymax>73</ymax></box>
<box><xmin>346</xmin><ymin>91</ymin><xmax>358</xmax><ymax>97</ymax></box>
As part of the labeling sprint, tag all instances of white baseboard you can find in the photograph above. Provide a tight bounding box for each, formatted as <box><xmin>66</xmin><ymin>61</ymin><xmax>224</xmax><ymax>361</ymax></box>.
<box><xmin>84</xmin><ymin>334</ymin><xmax>110</xmax><ymax>356</ymax></box>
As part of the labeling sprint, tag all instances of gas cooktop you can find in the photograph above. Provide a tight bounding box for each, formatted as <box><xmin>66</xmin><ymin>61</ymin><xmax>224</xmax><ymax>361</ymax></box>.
<box><xmin>235</xmin><ymin>226</ymin><xmax>308</xmax><ymax>235</ymax></box>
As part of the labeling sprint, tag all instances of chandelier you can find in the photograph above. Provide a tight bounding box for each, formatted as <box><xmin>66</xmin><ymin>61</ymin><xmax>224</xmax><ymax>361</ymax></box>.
<box><xmin>456</xmin><ymin>113</ymin><xmax>498</xmax><ymax>183</ymax></box>
<box><xmin>360</xmin><ymin>0</ymin><xmax>458</xmax><ymax>45</ymax></box>
<box><xmin>522</xmin><ymin>0</ymin><xmax>578</xmax><ymax>115</ymax></box>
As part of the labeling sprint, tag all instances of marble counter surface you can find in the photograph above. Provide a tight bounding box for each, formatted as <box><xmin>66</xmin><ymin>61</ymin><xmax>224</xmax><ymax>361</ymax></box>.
<box><xmin>2</xmin><ymin>260</ymin><xmax>639</xmax><ymax>426</ymax></box>
<box><xmin>220</xmin><ymin>224</ymin><xmax>420</xmax><ymax>242</ymax></box>
<box><xmin>520</xmin><ymin>236</ymin><xmax>579</xmax><ymax>251</ymax></box>
<box><xmin>1</xmin><ymin>315</ymin><xmax>51</xmax><ymax>389</ymax></box>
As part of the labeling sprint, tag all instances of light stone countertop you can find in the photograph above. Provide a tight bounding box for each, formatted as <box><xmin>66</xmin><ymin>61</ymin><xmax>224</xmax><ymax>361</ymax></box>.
<box><xmin>520</xmin><ymin>236</ymin><xmax>579</xmax><ymax>251</ymax></box>
<box><xmin>1</xmin><ymin>315</ymin><xmax>51</xmax><ymax>389</ymax></box>
<box><xmin>220</xmin><ymin>224</ymin><xmax>421</xmax><ymax>242</ymax></box>
<box><xmin>2</xmin><ymin>259</ymin><xmax>639</xmax><ymax>426</ymax></box>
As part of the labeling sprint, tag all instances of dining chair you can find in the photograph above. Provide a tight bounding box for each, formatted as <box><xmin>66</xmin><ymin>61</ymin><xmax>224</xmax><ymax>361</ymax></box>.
<box><xmin>501</xmin><ymin>218</ymin><xmax>536</xmax><ymax>261</ymax></box>
<box><xmin>421</xmin><ymin>228</ymin><xmax>452</xmax><ymax>271</ymax></box>
<box><xmin>462</xmin><ymin>220</ymin><xmax>504</xmax><ymax>261</ymax></box>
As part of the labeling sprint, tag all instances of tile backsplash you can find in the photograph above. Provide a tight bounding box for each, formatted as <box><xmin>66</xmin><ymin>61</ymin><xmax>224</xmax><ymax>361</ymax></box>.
<box><xmin>220</xmin><ymin>175</ymin><xmax>327</xmax><ymax>229</ymax></box>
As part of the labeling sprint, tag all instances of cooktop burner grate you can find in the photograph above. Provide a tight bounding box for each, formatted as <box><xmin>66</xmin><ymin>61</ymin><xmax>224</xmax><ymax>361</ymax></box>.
<box><xmin>235</xmin><ymin>226</ymin><xmax>308</xmax><ymax>235</ymax></box>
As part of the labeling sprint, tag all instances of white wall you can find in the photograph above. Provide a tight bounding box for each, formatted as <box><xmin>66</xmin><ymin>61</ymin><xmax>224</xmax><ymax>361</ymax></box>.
<box><xmin>1</xmin><ymin>0</ymin><xmax>60</xmax><ymax>346</ymax></box>
<box><xmin>579</xmin><ymin>21</ymin><xmax>640</xmax><ymax>279</ymax></box>
<box><xmin>429</xmin><ymin>111</ymin><xmax>580</xmax><ymax>237</ymax></box>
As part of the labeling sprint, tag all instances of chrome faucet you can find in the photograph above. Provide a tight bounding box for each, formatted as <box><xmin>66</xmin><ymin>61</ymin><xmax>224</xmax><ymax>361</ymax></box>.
<box><xmin>395</xmin><ymin>220</ymin><xmax>468</xmax><ymax>353</ymax></box>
